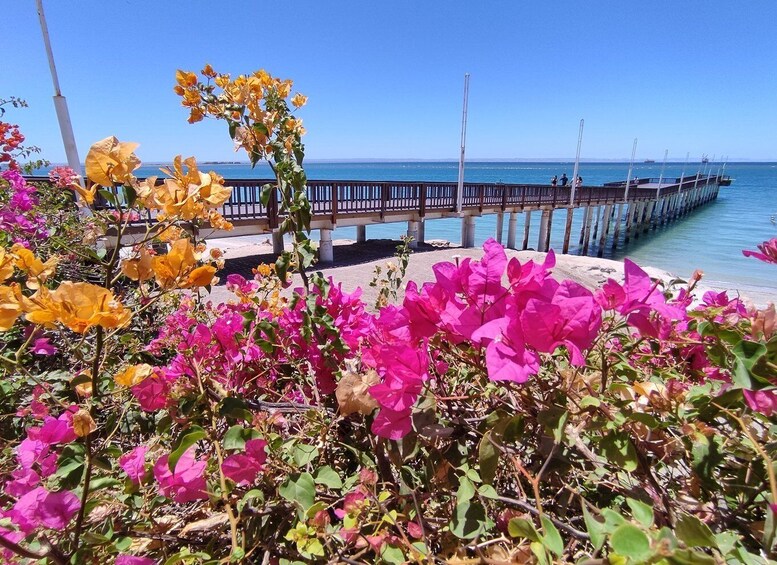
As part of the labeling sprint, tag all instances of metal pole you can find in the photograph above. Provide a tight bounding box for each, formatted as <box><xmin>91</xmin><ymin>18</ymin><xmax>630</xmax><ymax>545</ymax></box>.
<box><xmin>570</xmin><ymin>119</ymin><xmax>584</xmax><ymax>205</ymax></box>
<box><xmin>656</xmin><ymin>148</ymin><xmax>668</xmax><ymax>199</ymax></box>
<box><xmin>36</xmin><ymin>0</ymin><xmax>82</xmax><ymax>176</ymax></box>
<box><xmin>455</xmin><ymin>73</ymin><xmax>470</xmax><ymax>213</ymax></box>
<box><xmin>624</xmin><ymin>138</ymin><xmax>638</xmax><ymax>201</ymax></box>
<box><xmin>678</xmin><ymin>152</ymin><xmax>689</xmax><ymax>195</ymax></box>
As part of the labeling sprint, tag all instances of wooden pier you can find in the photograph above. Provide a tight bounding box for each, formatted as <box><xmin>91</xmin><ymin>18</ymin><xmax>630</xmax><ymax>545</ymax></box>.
<box><xmin>30</xmin><ymin>172</ymin><xmax>727</xmax><ymax>262</ymax></box>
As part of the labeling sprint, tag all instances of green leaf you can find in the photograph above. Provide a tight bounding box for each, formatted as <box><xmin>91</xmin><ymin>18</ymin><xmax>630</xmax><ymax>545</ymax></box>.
<box><xmin>223</xmin><ymin>425</ymin><xmax>260</xmax><ymax>451</ymax></box>
<box><xmin>582</xmin><ymin>504</ymin><xmax>606</xmax><ymax>551</ymax></box>
<box><xmin>478</xmin><ymin>430</ymin><xmax>499</xmax><ymax>484</ymax></box>
<box><xmin>675</xmin><ymin>514</ymin><xmax>718</xmax><ymax>549</ymax></box>
<box><xmin>237</xmin><ymin>489</ymin><xmax>264</xmax><ymax>513</ymax></box>
<box><xmin>456</xmin><ymin>476</ymin><xmax>476</xmax><ymax>503</ymax></box>
<box><xmin>168</xmin><ymin>426</ymin><xmax>207</xmax><ymax>472</ymax></box>
<box><xmin>540</xmin><ymin>516</ymin><xmax>564</xmax><ymax>556</ymax></box>
<box><xmin>292</xmin><ymin>444</ymin><xmax>319</xmax><ymax>467</ymax></box>
<box><xmin>279</xmin><ymin>472</ymin><xmax>316</xmax><ymax>516</ymax></box>
<box><xmin>477</xmin><ymin>484</ymin><xmax>499</xmax><ymax>499</ymax></box>
<box><xmin>219</xmin><ymin>397</ymin><xmax>254</xmax><ymax>422</ymax></box>
<box><xmin>610</xmin><ymin>523</ymin><xmax>652</xmax><ymax>562</ymax></box>
<box><xmin>450</xmin><ymin>502</ymin><xmax>491</xmax><ymax>540</ymax></box>
<box><xmin>599</xmin><ymin>432</ymin><xmax>639</xmax><ymax>472</ymax></box>
<box><xmin>380</xmin><ymin>544</ymin><xmax>405</xmax><ymax>565</ymax></box>
<box><xmin>314</xmin><ymin>466</ymin><xmax>342</xmax><ymax>490</ymax></box>
<box><xmin>732</xmin><ymin>340</ymin><xmax>768</xmax><ymax>389</ymax></box>
<box><xmin>508</xmin><ymin>517</ymin><xmax>540</xmax><ymax>542</ymax></box>
<box><xmin>627</xmin><ymin>498</ymin><xmax>654</xmax><ymax>528</ymax></box>
<box><xmin>260</xmin><ymin>184</ymin><xmax>274</xmax><ymax>206</ymax></box>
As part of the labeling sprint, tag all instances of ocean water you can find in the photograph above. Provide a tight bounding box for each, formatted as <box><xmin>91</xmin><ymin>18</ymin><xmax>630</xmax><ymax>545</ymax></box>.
<box><xmin>131</xmin><ymin>160</ymin><xmax>777</xmax><ymax>295</ymax></box>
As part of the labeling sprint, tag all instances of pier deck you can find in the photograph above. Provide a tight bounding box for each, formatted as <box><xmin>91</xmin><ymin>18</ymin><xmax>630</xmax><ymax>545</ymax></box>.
<box><xmin>27</xmin><ymin>172</ymin><xmax>725</xmax><ymax>261</ymax></box>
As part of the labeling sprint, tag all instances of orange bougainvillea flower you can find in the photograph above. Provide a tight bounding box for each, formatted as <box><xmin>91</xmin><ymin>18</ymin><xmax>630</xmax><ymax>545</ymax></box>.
<box><xmin>24</xmin><ymin>282</ymin><xmax>131</xmax><ymax>333</ymax></box>
<box><xmin>121</xmin><ymin>246</ymin><xmax>155</xmax><ymax>282</ymax></box>
<box><xmin>175</xmin><ymin>70</ymin><xmax>198</xmax><ymax>88</ymax></box>
<box><xmin>69</xmin><ymin>181</ymin><xmax>98</xmax><ymax>205</ymax></box>
<box><xmin>291</xmin><ymin>93</ymin><xmax>308</xmax><ymax>108</ymax></box>
<box><xmin>0</xmin><ymin>284</ymin><xmax>22</xmax><ymax>331</ymax></box>
<box><xmin>0</xmin><ymin>248</ymin><xmax>15</xmax><ymax>283</ymax></box>
<box><xmin>84</xmin><ymin>136</ymin><xmax>141</xmax><ymax>187</ymax></box>
<box><xmin>185</xmin><ymin>265</ymin><xmax>216</xmax><ymax>288</ymax></box>
<box><xmin>150</xmin><ymin>239</ymin><xmax>217</xmax><ymax>290</ymax></box>
<box><xmin>114</xmin><ymin>363</ymin><xmax>154</xmax><ymax>387</ymax></box>
<box><xmin>11</xmin><ymin>244</ymin><xmax>58</xmax><ymax>289</ymax></box>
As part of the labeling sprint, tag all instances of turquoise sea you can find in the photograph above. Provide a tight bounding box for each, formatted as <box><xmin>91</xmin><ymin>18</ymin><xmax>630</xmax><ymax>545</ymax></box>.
<box><xmin>133</xmin><ymin>160</ymin><xmax>776</xmax><ymax>297</ymax></box>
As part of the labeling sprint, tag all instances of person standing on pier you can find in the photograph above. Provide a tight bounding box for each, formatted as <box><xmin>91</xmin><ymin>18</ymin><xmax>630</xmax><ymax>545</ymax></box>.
<box><xmin>576</xmin><ymin>176</ymin><xmax>583</xmax><ymax>188</ymax></box>
<box><xmin>560</xmin><ymin>173</ymin><xmax>568</xmax><ymax>186</ymax></box>
<box><xmin>551</xmin><ymin>175</ymin><xmax>558</xmax><ymax>187</ymax></box>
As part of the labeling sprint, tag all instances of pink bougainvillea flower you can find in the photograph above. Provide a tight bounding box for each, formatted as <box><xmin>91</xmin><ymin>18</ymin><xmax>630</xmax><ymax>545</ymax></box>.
<box><xmin>521</xmin><ymin>280</ymin><xmax>602</xmax><ymax>365</ymax></box>
<box><xmin>472</xmin><ymin>316</ymin><xmax>539</xmax><ymax>383</ymax></box>
<box><xmin>153</xmin><ymin>448</ymin><xmax>208</xmax><ymax>503</ymax></box>
<box><xmin>221</xmin><ymin>438</ymin><xmax>268</xmax><ymax>486</ymax></box>
<box><xmin>743</xmin><ymin>389</ymin><xmax>777</xmax><ymax>417</ymax></box>
<box><xmin>371</xmin><ymin>407</ymin><xmax>413</xmax><ymax>440</ymax></box>
<box><xmin>30</xmin><ymin>411</ymin><xmax>78</xmax><ymax>445</ymax></box>
<box><xmin>115</xmin><ymin>555</ymin><xmax>156</xmax><ymax>565</ymax></box>
<box><xmin>119</xmin><ymin>445</ymin><xmax>149</xmax><ymax>483</ymax></box>
<box><xmin>131</xmin><ymin>369</ymin><xmax>172</xmax><ymax>412</ymax></box>
<box><xmin>32</xmin><ymin>337</ymin><xmax>57</xmax><ymax>355</ymax></box>
<box><xmin>9</xmin><ymin>487</ymin><xmax>80</xmax><ymax>532</ymax></box>
<box><xmin>4</xmin><ymin>468</ymin><xmax>40</xmax><ymax>497</ymax></box>
<box><xmin>743</xmin><ymin>238</ymin><xmax>777</xmax><ymax>264</ymax></box>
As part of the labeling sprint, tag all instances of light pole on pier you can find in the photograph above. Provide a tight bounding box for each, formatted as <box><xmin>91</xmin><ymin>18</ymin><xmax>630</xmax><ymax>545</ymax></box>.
<box><xmin>624</xmin><ymin>138</ymin><xmax>638</xmax><ymax>201</ymax></box>
<box><xmin>455</xmin><ymin>73</ymin><xmax>470</xmax><ymax>214</ymax></box>
<box><xmin>569</xmin><ymin>119</ymin><xmax>584</xmax><ymax>206</ymax></box>
<box><xmin>656</xmin><ymin>149</ymin><xmax>668</xmax><ymax>200</ymax></box>
<box><xmin>35</xmin><ymin>0</ymin><xmax>81</xmax><ymax>176</ymax></box>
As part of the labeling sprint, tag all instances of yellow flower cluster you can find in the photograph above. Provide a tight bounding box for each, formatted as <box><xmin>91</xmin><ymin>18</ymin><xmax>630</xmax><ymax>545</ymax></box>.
<box><xmin>121</xmin><ymin>238</ymin><xmax>216</xmax><ymax>290</ymax></box>
<box><xmin>74</xmin><ymin>137</ymin><xmax>233</xmax><ymax>232</ymax></box>
<box><xmin>0</xmin><ymin>247</ymin><xmax>131</xmax><ymax>333</ymax></box>
<box><xmin>134</xmin><ymin>155</ymin><xmax>232</xmax><ymax>227</ymax></box>
<box><xmin>174</xmin><ymin>65</ymin><xmax>307</xmax><ymax>159</ymax></box>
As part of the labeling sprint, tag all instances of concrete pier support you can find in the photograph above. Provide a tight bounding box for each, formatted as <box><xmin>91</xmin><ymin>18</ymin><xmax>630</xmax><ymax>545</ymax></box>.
<box><xmin>598</xmin><ymin>204</ymin><xmax>612</xmax><ymax>256</ymax></box>
<box><xmin>417</xmin><ymin>219</ymin><xmax>425</xmax><ymax>245</ymax></box>
<box><xmin>461</xmin><ymin>216</ymin><xmax>476</xmax><ymax>248</ymax></box>
<box><xmin>581</xmin><ymin>206</ymin><xmax>594</xmax><ymax>255</ymax></box>
<box><xmin>562</xmin><ymin>208</ymin><xmax>574</xmax><ymax>254</ymax></box>
<box><xmin>592</xmin><ymin>206</ymin><xmax>601</xmax><ymax>241</ymax></box>
<box><xmin>522</xmin><ymin>211</ymin><xmax>532</xmax><ymax>250</ymax></box>
<box><xmin>319</xmin><ymin>228</ymin><xmax>334</xmax><ymax>263</ymax></box>
<box><xmin>407</xmin><ymin>221</ymin><xmax>419</xmax><ymax>249</ymax></box>
<box><xmin>272</xmin><ymin>228</ymin><xmax>284</xmax><ymax>254</ymax></box>
<box><xmin>583</xmin><ymin>206</ymin><xmax>594</xmax><ymax>255</ymax></box>
<box><xmin>578</xmin><ymin>207</ymin><xmax>588</xmax><ymax>245</ymax></box>
<box><xmin>624</xmin><ymin>204</ymin><xmax>634</xmax><ymax>244</ymax></box>
<box><xmin>538</xmin><ymin>209</ymin><xmax>552</xmax><ymax>252</ymax></box>
<box><xmin>495</xmin><ymin>212</ymin><xmax>504</xmax><ymax>244</ymax></box>
<box><xmin>507</xmin><ymin>212</ymin><xmax>517</xmax><ymax>249</ymax></box>
<box><xmin>645</xmin><ymin>201</ymin><xmax>656</xmax><ymax>231</ymax></box>
<box><xmin>612</xmin><ymin>203</ymin><xmax>624</xmax><ymax>248</ymax></box>
<box><xmin>356</xmin><ymin>225</ymin><xmax>366</xmax><ymax>243</ymax></box>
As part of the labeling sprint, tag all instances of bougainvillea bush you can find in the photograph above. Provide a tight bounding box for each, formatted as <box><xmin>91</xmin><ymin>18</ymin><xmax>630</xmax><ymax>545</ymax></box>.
<box><xmin>1</xmin><ymin>68</ymin><xmax>777</xmax><ymax>564</ymax></box>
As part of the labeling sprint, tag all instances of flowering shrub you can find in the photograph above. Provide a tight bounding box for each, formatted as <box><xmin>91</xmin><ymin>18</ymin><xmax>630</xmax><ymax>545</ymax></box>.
<box><xmin>0</xmin><ymin>69</ymin><xmax>776</xmax><ymax>564</ymax></box>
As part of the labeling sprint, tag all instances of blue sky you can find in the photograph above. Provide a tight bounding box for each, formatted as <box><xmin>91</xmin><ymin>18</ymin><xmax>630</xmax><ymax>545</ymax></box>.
<box><xmin>2</xmin><ymin>1</ymin><xmax>776</xmax><ymax>163</ymax></box>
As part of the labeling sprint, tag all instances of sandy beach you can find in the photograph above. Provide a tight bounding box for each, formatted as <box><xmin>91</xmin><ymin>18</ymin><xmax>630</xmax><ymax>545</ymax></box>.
<box><xmin>206</xmin><ymin>236</ymin><xmax>777</xmax><ymax>309</ymax></box>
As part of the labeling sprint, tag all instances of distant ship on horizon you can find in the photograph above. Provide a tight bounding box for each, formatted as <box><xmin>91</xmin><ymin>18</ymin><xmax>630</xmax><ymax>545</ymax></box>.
<box><xmin>644</xmin><ymin>159</ymin><xmax>655</xmax><ymax>163</ymax></box>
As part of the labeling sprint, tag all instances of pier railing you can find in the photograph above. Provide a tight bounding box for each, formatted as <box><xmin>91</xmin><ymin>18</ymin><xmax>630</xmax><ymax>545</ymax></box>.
<box><xmin>24</xmin><ymin>174</ymin><xmax>723</xmax><ymax>228</ymax></box>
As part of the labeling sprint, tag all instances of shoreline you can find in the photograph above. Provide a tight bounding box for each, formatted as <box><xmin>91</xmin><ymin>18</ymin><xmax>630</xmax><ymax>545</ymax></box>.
<box><xmin>206</xmin><ymin>236</ymin><xmax>777</xmax><ymax>309</ymax></box>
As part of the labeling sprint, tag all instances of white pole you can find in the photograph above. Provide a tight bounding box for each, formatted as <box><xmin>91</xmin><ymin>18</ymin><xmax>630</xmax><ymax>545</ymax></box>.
<box><xmin>624</xmin><ymin>138</ymin><xmax>638</xmax><ymax>201</ymax></box>
<box><xmin>569</xmin><ymin>119</ymin><xmax>584</xmax><ymax>205</ymax></box>
<box><xmin>678</xmin><ymin>151</ymin><xmax>689</xmax><ymax>195</ymax></box>
<box><xmin>455</xmin><ymin>73</ymin><xmax>470</xmax><ymax>213</ymax></box>
<box><xmin>656</xmin><ymin>148</ymin><xmax>668</xmax><ymax>199</ymax></box>
<box><xmin>36</xmin><ymin>0</ymin><xmax>81</xmax><ymax>176</ymax></box>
